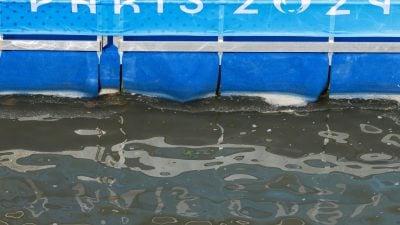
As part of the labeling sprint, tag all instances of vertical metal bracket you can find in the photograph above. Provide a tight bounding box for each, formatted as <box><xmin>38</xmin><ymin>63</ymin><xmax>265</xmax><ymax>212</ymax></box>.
<box><xmin>102</xmin><ymin>36</ymin><xmax>108</xmax><ymax>49</ymax></box>
<box><xmin>113</xmin><ymin>36</ymin><xmax>123</xmax><ymax>64</ymax></box>
<box><xmin>218</xmin><ymin>36</ymin><xmax>224</xmax><ymax>65</ymax></box>
<box><xmin>328</xmin><ymin>36</ymin><xmax>334</xmax><ymax>65</ymax></box>
<box><xmin>96</xmin><ymin>35</ymin><xmax>105</xmax><ymax>60</ymax></box>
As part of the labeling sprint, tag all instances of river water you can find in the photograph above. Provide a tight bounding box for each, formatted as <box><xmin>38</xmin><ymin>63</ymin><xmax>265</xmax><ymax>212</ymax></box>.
<box><xmin>0</xmin><ymin>95</ymin><xmax>399</xmax><ymax>225</ymax></box>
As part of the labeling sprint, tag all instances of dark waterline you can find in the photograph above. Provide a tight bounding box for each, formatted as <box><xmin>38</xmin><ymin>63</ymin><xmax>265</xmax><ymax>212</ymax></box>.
<box><xmin>0</xmin><ymin>95</ymin><xmax>399</xmax><ymax>225</ymax></box>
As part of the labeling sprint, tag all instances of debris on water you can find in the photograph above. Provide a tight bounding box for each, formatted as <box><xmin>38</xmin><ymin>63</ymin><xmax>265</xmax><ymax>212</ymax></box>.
<box><xmin>184</xmin><ymin>149</ymin><xmax>195</xmax><ymax>158</ymax></box>
<box><xmin>0</xmin><ymin>97</ymin><xmax>17</xmax><ymax>106</ymax></box>
<box><xmin>84</xmin><ymin>101</ymin><xmax>98</xmax><ymax>108</ymax></box>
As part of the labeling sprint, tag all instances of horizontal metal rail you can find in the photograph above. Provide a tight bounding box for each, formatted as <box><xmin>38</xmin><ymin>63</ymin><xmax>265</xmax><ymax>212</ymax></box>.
<box><xmin>2</xmin><ymin>37</ymin><xmax>400</xmax><ymax>53</ymax></box>
<box><xmin>0</xmin><ymin>37</ymin><xmax>103</xmax><ymax>52</ymax></box>
<box><xmin>117</xmin><ymin>41</ymin><xmax>400</xmax><ymax>53</ymax></box>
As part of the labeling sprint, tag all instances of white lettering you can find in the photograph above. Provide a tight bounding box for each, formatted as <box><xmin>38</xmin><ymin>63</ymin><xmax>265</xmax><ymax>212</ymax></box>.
<box><xmin>273</xmin><ymin>0</ymin><xmax>311</xmax><ymax>14</ymax></box>
<box><xmin>157</xmin><ymin>0</ymin><xmax>164</xmax><ymax>13</ymax></box>
<box><xmin>30</xmin><ymin>0</ymin><xmax>52</xmax><ymax>12</ymax></box>
<box><xmin>71</xmin><ymin>0</ymin><xmax>96</xmax><ymax>14</ymax></box>
<box><xmin>369</xmin><ymin>0</ymin><xmax>390</xmax><ymax>14</ymax></box>
<box><xmin>327</xmin><ymin>0</ymin><xmax>350</xmax><ymax>15</ymax></box>
<box><xmin>180</xmin><ymin>0</ymin><xmax>203</xmax><ymax>14</ymax></box>
<box><xmin>234</xmin><ymin>0</ymin><xmax>258</xmax><ymax>14</ymax></box>
<box><xmin>114</xmin><ymin>0</ymin><xmax>140</xmax><ymax>14</ymax></box>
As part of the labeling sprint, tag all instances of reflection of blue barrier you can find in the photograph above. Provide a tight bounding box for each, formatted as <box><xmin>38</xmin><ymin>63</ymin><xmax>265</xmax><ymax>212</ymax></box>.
<box><xmin>0</xmin><ymin>50</ymin><xmax>99</xmax><ymax>97</ymax></box>
<box><xmin>122</xmin><ymin>52</ymin><xmax>219</xmax><ymax>102</ymax></box>
<box><xmin>331</xmin><ymin>53</ymin><xmax>400</xmax><ymax>98</ymax></box>
<box><xmin>221</xmin><ymin>53</ymin><xmax>329</xmax><ymax>103</ymax></box>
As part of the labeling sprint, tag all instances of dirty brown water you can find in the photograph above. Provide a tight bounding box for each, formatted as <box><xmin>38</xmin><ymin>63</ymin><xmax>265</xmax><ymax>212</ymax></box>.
<box><xmin>0</xmin><ymin>94</ymin><xmax>400</xmax><ymax>225</ymax></box>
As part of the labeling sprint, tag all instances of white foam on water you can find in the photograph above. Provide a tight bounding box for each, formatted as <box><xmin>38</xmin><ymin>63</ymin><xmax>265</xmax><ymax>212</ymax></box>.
<box><xmin>129</xmin><ymin>91</ymin><xmax>215</xmax><ymax>103</ymax></box>
<box><xmin>17</xmin><ymin>114</ymin><xmax>59</xmax><ymax>122</ymax></box>
<box><xmin>0</xmin><ymin>90</ymin><xmax>90</xmax><ymax>98</ymax></box>
<box><xmin>331</xmin><ymin>93</ymin><xmax>400</xmax><ymax>103</ymax></box>
<box><xmin>222</xmin><ymin>92</ymin><xmax>310</xmax><ymax>106</ymax></box>
<box><xmin>99</xmin><ymin>89</ymin><xmax>119</xmax><ymax>95</ymax></box>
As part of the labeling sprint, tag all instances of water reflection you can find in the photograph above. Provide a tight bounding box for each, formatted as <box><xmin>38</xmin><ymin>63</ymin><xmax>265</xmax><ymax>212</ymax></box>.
<box><xmin>0</xmin><ymin>97</ymin><xmax>400</xmax><ymax>224</ymax></box>
<box><xmin>0</xmin><ymin>136</ymin><xmax>399</xmax><ymax>224</ymax></box>
<box><xmin>2</xmin><ymin>136</ymin><xmax>399</xmax><ymax>178</ymax></box>
<box><xmin>382</xmin><ymin>134</ymin><xmax>400</xmax><ymax>147</ymax></box>
<box><xmin>307</xmin><ymin>200</ymin><xmax>343</xmax><ymax>225</ymax></box>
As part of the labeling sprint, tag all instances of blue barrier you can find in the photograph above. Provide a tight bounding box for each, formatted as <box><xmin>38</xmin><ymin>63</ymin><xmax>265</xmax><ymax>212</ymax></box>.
<box><xmin>100</xmin><ymin>37</ymin><xmax>121</xmax><ymax>91</ymax></box>
<box><xmin>221</xmin><ymin>52</ymin><xmax>329</xmax><ymax>103</ymax></box>
<box><xmin>122</xmin><ymin>52</ymin><xmax>219</xmax><ymax>102</ymax></box>
<box><xmin>0</xmin><ymin>50</ymin><xmax>99</xmax><ymax>97</ymax></box>
<box><xmin>2</xmin><ymin>0</ymin><xmax>400</xmax><ymax>104</ymax></box>
<box><xmin>331</xmin><ymin>53</ymin><xmax>400</xmax><ymax>98</ymax></box>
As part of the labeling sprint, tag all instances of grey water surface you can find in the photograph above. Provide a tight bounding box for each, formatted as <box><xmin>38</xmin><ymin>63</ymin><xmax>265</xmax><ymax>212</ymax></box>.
<box><xmin>0</xmin><ymin>95</ymin><xmax>400</xmax><ymax>225</ymax></box>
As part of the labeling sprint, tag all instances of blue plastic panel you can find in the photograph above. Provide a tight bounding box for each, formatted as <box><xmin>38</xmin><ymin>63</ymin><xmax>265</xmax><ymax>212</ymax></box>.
<box><xmin>0</xmin><ymin>51</ymin><xmax>99</xmax><ymax>97</ymax></box>
<box><xmin>1</xmin><ymin>0</ymin><xmax>400</xmax><ymax>36</ymax></box>
<box><xmin>122</xmin><ymin>52</ymin><xmax>219</xmax><ymax>102</ymax></box>
<box><xmin>331</xmin><ymin>53</ymin><xmax>400</xmax><ymax>95</ymax></box>
<box><xmin>100</xmin><ymin>39</ymin><xmax>121</xmax><ymax>90</ymax></box>
<box><xmin>220</xmin><ymin>53</ymin><xmax>329</xmax><ymax>101</ymax></box>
